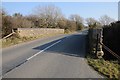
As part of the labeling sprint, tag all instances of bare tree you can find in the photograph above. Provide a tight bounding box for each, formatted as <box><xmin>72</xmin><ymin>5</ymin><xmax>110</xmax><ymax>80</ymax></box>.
<box><xmin>33</xmin><ymin>5</ymin><xmax>63</xmax><ymax>28</ymax></box>
<box><xmin>67</xmin><ymin>20</ymin><xmax>77</xmax><ymax>31</ymax></box>
<box><xmin>86</xmin><ymin>18</ymin><xmax>100</xmax><ymax>28</ymax></box>
<box><xmin>86</xmin><ymin>18</ymin><xmax>97</xmax><ymax>26</ymax></box>
<box><xmin>12</xmin><ymin>14</ymin><xmax>34</xmax><ymax>28</ymax></box>
<box><xmin>13</xmin><ymin>13</ymin><xmax>23</xmax><ymax>17</ymax></box>
<box><xmin>99</xmin><ymin>15</ymin><xmax>115</xmax><ymax>26</ymax></box>
<box><xmin>57</xmin><ymin>17</ymin><xmax>67</xmax><ymax>29</ymax></box>
<box><xmin>2</xmin><ymin>15</ymin><xmax>13</xmax><ymax>37</ymax></box>
<box><xmin>69</xmin><ymin>14</ymin><xmax>84</xmax><ymax>24</ymax></box>
<box><xmin>0</xmin><ymin>8</ymin><xmax>2</xmax><ymax>38</ymax></box>
<box><xmin>69</xmin><ymin>14</ymin><xmax>84</xmax><ymax>30</ymax></box>
<box><xmin>1</xmin><ymin>8</ymin><xmax>7</xmax><ymax>16</ymax></box>
<box><xmin>0</xmin><ymin>8</ymin><xmax>2</xmax><ymax>27</ymax></box>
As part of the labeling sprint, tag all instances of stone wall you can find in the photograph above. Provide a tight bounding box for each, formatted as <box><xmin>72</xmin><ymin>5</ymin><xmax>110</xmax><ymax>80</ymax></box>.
<box><xmin>14</xmin><ymin>28</ymin><xmax>64</xmax><ymax>37</ymax></box>
<box><xmin>88</xmin><ymin>28</ymin><xmax>104</xmax><ymax>58</ymax></box>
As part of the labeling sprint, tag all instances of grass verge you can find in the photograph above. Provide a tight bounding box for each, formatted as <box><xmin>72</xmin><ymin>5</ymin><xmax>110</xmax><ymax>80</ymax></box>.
<box><xmin>1</xmin><ymin>30</ymin><xmax>79</xmax><ymax>48</ymax></box>
<box><xmin>87</xmin><ymin>54</ymin><xmax>120</xmax><ymax>79</ymax></box>
<box><xmin>1</xmin><ymin>33</ymin><xmax>63</xmax><ymax>48</ymax></box>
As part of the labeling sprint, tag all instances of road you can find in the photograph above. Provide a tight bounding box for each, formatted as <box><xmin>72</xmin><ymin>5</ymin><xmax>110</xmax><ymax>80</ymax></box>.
<box><xmin>2</xmin><ymin>30</ymin><xmax>103</xmax><ymax>78</ymax></box>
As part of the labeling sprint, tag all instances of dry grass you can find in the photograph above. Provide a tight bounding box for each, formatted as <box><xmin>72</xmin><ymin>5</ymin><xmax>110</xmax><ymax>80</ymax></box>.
<box><xmin>87</xmin><ymin>54</ymin><xmax>120</xmax><ymax>79</ymax></box>
<box><xmin>1</xmin><ymin>33</ymin><xmax>63</xmax><ymax>48</ymax></box>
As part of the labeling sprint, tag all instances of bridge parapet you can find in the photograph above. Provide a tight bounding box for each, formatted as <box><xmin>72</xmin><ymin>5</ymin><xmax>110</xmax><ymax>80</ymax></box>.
<box><xmin>88</xmin><ymin>28</ymin><xmax>104</xmax><ymax>58</ymax></box>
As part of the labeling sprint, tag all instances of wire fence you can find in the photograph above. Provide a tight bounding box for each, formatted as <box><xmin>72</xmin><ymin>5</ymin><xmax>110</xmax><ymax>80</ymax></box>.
<box><xmin>100</xmin><ymin>42</ymin><xmax>120</xmax><ymax>61</ymax></box>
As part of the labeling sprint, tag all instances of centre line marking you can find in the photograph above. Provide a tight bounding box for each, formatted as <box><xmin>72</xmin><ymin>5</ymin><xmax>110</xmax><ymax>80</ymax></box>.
<box><xmin>27</xmin><ymin>40</ymin><xmax>61</xmax><ymax>61</ymax></box>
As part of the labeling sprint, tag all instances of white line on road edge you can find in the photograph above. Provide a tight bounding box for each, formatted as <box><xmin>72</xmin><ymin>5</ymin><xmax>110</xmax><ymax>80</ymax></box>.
<box><xmin>3</xmin><ymin>40</ymin><xmax>61</xmax><ymax>76</ymax></box>
<box><xmin>27</xmin><ymin>40</ymin><xmax>61</xmax><ymax>61</ymax></box>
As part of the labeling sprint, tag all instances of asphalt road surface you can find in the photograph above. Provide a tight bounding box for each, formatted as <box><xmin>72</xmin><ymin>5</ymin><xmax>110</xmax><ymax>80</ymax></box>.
<box><xmin>2</xmin><ymin>30</ymin><xmax>103</xmax><ymax>78</ymax></box>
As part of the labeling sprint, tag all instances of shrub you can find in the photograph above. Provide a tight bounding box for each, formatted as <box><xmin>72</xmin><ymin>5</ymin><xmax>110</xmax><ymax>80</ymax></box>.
<box><xmin>103</xmin><ymin>21</ymin><xmax>120</xmax><ymax>60</ymax></box>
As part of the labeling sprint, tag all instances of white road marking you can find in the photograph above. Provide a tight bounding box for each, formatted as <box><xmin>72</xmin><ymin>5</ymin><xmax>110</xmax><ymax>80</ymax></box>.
<box><xmin>27</xmin><ymin>40</ymin><xmax>61</xmax><ymax>61</ymax></box>
<box><xmin>3</xmin><ymin>40</ymin><xmax>61</xmax><ymax>76</ymax></box>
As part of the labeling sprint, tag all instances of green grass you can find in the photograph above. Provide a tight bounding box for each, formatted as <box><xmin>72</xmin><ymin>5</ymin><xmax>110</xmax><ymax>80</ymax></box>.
<box><xmin>1</xmin><ymin>33</ymin><xmax>63</xmax><ymax>48</ymax></box>
<box><xmin>87</xmin><ymin>54</ymin><xmax>120</xmax><ymax>79</ymax></box>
